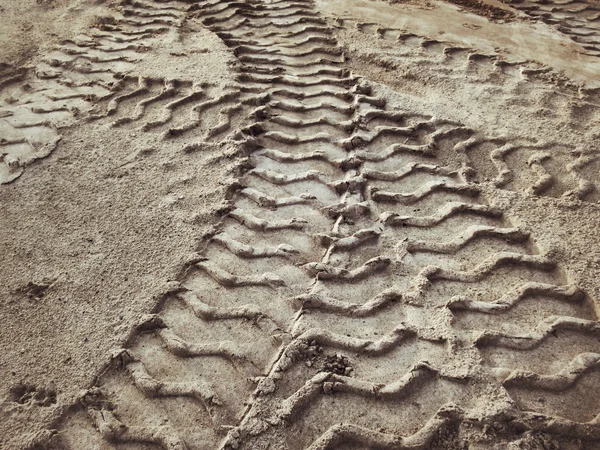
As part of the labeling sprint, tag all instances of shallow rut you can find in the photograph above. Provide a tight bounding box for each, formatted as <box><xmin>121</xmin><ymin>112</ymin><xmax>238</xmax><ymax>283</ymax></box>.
<box><xmin>47</xmin><ymin>0</ymin><xmax>600</xmax><ymax>448</ymax></box>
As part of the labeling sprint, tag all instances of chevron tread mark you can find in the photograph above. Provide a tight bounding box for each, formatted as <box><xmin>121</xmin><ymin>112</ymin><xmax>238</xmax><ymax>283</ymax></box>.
<box><xmin>87</xmin><ymin>77</ymin><xmax>261</xmax><ymax>146</ymax></box>
<box><xmin>335</xmin><ymin>17</ymin><xmax>600</xmax><ymax>108</ymax></box>
<box><xmin>501</xmin><ymin>0</ymin><xmax>600</xmax><ymax>57</ymax></box>
<box><xmin>463</xmin><ymin>139</ymin><xmax>600</xmax><ymax>202</ymax></box>
<box><xmin>0</xmin><ymin>0</ymin><xmax>188</xmax><ymax>183</ymax></box>
<box><xmin>45</xmin><ymin>0</ymin><xmax>600</xmax><ymax>449</ymax></box>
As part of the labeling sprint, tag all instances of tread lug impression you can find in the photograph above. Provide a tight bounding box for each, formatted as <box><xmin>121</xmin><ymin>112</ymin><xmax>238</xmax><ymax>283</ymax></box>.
<box><xmin>41</xmin><ymin>0</ymin><xmax>600</xmax><ymax>449</ymax></box>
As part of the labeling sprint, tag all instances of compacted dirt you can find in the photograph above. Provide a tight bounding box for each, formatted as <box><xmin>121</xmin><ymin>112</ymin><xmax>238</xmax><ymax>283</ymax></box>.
<box><xmin>1</xmin><ymin>0</ymin><xmax>600</xmax><ymax>449</ymax></box>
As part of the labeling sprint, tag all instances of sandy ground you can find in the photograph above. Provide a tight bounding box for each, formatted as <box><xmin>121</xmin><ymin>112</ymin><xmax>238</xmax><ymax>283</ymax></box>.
<box><xmin>323</xmin><ymin>0</ymin><xmax>600</xmax><ymax>314</ymax></box>
<box><xmin>318</xmin><ymin>0</ymin><xmax>600</xmax><ymax>311</ymax></box>
<box><xmin>0</xmin><ymin>0</ymin><xmax>100</xmax><ymax>68</ymax></box>
<box><xmin>321</xmin><ymin>0</ymin><xmax>600</xmax><ymax>83</ymax></box>
<box><xmin>1</xmin><ymin>0</ymin><xmax>599</xmax><ymax>448</ymax></box>
<box><xmin>0</xmin><ymin>0</ymin><xmax>238</xmax><ymax>446</ymax></box>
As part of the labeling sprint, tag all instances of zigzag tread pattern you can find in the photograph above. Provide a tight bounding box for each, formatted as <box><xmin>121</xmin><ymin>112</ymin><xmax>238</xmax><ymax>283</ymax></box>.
<box><xmin>333</xmin><ymin>18</ymin><xmax>600</xmax><ymax>203</ymax></box>
<box><xmin>46</xmin><ymin>0</ymin><xmax>600</xmax><ymax>449</ymax></box>
<box><xmin>501</xmin><ymin>0</ymin><xmax>600</xmax><ymax>57</ymax></box>
<box><xmin>0</xmin><ymin>0</ymin><xmax>187</xmax><ymax>184</ymax></box>
<box><xmin>337</xmin><ymin>17</ymin><xmax>600</xmax><ymax>106</ymax></box>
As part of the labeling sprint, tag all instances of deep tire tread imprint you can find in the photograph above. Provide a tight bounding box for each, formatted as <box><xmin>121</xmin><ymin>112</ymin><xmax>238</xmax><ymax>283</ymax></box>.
<box><xmin>43</xmin><ymin>0</ymin><xmax>600</xmax><ymax>449</ymax></box>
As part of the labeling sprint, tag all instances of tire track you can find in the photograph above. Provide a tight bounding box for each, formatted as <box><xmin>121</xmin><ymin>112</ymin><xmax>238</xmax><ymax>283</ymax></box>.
<box><xmin>0</xmin><ymin>0</ymin><xmax>187</xmax><ymax>184</ymax></box>
<box><xmin>501</xmin><ymin>0</ymin><xmax>600</xmax><ymax>57</ymax></box>
<box><xmin>333</xmin><ymin>18</ymin><xmax>600</xmax><ymax>203</ymax></box>
<box><xmin>47</xmin><ymin>0</ymin><xmax>600</xmax><ymax>449</ymax></box>
<box><xmin>337</xmin><ymin>17</ymin><xmax>600</xmax><ymax>107</ymax></box>
<box><xmin>457</xmin><ymin>138</ymin><xmax>600</xmax><ymax>202</ymax></box>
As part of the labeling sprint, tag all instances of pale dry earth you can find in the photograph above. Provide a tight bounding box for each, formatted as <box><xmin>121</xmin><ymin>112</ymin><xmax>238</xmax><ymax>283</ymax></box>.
<box><xmin>0</xmin><ymin>0</ymin><xmax>599</xmax><ymax>449</ymax></box>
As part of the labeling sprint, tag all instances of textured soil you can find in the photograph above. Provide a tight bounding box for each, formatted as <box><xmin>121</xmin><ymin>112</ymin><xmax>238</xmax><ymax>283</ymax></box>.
<box><xmin>445</xmin><ymin>0</ymin><xmax>515</xmax><ymax>21</ymax></box>
<box><xmin>1</xmin><ymin>0</ymin><xmax>599</xmax><ymax>449</ymax></box>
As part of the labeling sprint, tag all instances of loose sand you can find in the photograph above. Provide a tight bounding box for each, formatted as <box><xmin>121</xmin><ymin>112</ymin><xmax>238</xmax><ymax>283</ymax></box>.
<box><xmin>1</xmin><ymin>0</ymin><xmax>599</xmax><ymax>448</ymax></box>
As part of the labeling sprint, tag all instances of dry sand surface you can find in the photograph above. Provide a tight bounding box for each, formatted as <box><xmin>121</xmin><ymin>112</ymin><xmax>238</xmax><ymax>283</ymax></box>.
<box><xmin>1</xmin><ymin>0</ymin><xmax>599</xmax><ymax>449</ymax></box>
